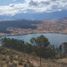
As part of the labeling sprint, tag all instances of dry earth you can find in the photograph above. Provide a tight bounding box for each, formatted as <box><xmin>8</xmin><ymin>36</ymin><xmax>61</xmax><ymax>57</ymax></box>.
<box><xmin>0</xmin><ymin>47</ymin><xmax>67</xmax><ymax>67</ymax></box>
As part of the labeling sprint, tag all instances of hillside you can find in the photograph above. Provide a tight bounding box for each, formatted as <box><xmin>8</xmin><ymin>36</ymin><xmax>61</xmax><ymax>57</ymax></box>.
<box><xmin>35</xmin><ymin>19</ymin><xmax>67</xmax><ymax>34</ymax></box>
<box><xmin>0</xmin><ymin>18</ymin><xmax>67</xmax><ymax>34</ymax></box>
<box><xmin>0</xmin><ymin>47</ymin><xmax>67</xmax><ymax>67</ymax></box>
<box><xmin>0</xmin><ymin>20</ymin><xmax>40</xmax><ymax>33</ymax></box>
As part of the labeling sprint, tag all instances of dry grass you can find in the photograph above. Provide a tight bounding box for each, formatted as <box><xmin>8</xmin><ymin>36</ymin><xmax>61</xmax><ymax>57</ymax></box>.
<box><xmin>0</xmin><ymin>47</ymin><xmax>67</xmax><ymax>67</ymax></box>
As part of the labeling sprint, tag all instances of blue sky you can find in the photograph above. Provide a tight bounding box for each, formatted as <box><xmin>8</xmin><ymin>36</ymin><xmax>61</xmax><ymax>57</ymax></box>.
<box><xmin>0</xmin><ymin>0</ymin><xmax>24</xmax><ymax>5</ymax></box>
<box><xmin>0</xmin><ymin>0</ymin><xmax>67</xmax><ymax>20</ymax></box>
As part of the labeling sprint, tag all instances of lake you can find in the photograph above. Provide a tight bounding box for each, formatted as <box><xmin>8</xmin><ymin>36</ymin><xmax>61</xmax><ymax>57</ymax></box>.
<box><xmin>6</xmin><ymin>33</ymin><xmax>67</xmax><ymax>47</ymax></box>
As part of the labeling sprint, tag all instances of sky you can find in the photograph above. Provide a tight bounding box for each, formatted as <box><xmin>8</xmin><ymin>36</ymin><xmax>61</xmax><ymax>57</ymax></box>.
<box><xmin>0</xmin><ymin>0</ymin><xmax>67</xmax><ymax>20</ymax></box>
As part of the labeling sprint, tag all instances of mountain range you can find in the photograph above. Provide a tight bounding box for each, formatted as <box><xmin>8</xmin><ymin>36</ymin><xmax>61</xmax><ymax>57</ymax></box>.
<box><xmin>0</xmin><ymin>10</ymin><xmax>67</xmax><ymax>21</ymax></box>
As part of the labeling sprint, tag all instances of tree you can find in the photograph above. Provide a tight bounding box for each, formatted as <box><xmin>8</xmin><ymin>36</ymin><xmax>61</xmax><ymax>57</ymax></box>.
<box><xmin>30</xmin><ymin>35</ymin><xmax>50</xmax><ymax>67</ymax></box>
<box><xmin>2</xmin><ymin>38</ymin><xmax>25</xmax><ymax>52</ymax></box>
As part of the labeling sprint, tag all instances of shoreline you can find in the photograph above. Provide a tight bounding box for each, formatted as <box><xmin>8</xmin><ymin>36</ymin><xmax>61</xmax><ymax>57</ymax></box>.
<box><xmin>6</xmin><ymin>32</ymin><xmax>67</xmax><ymax>36</ymax></box>
<box><xmin>0</xmin><ymin>32</ymin><xmax>67</xmax><ymax>37</ymax></box>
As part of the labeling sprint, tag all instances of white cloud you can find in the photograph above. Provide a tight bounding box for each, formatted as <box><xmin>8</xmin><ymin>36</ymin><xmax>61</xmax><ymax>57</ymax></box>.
<box><xmin>0</xmin><ymin>0</ymin><xmax>67</xmax><ymax>16</ymax></box>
